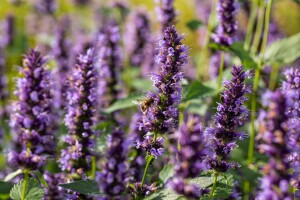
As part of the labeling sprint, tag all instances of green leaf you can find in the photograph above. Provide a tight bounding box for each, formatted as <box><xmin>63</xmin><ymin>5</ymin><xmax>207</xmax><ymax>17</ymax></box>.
<box><xmin>0</xmin><ymin>181</ymin><xmax>14</xmax><ymax>195</ymax></box>
<box><xmin>30</xmin><ymin>171</ymin><xmax>48</xmax><ymax>189</ymax></box>
<box><xmin>182</xmin><ymin>80</ymin><xmax>215</xmax><ymax>103</ymax></box>
<box><xmin>264</xmin><ymin>32</ymin><xmax>300</xmax><ymax>67</ymax></box>
<box><xmin>190</xmin><ymin>176</ymin><xmax>214</xmax><ymax>188</ymax></box>
<box><xmin>292</xmin><ymin>0</ymin><xmax>300</xmax><ymax>6</ymax></box>
<box><xmin>144</xmin><ymin>189</ymin><xmax>182</xmax><ymax>200</ymax></box>
<box><xmin>4</xmin><ymin>169</ymin><xmax>23</xmax><ymax>182</ymax></box>
<box><xmin>104</xmin><ymin>93</ymin><xmax>142</xmax><ymax>113</ymax></box>
<box><xmin>213</xmin><ymin>174</ymin><xmax>234</xmax><ymax>199</ymax></box>
<box><xmin>58</xmin><ymin>180</ymin><xmax>102</xmax><ymax>196</ymax></box>
<box><xmin>186</xmin><ymin>19</ymin><xmax>203</xmax><ymax>31</ymax></box>
<box><xmin>159</xmin><ymin>164</ymin><xmax>174</xmax><ymax>184</ymax></box>
<box><xmin>130</xmin><ymin>79</ymin><xmax>153</xmax><ymax>91</ymax></box>
<box><xmin>228</xmin><ymin>42</ymin><xmax>257</xmax><ymax>69</ymax></box>
<box><xmin>10</xmin><ymin>178</ymin><xmax>44</xmax><ymax>200</ymax></box>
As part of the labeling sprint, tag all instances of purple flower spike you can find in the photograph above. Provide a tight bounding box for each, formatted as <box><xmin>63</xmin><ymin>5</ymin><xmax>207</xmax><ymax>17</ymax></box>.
<box><xmin>136</xmin><ymin>136</ymin><xmax>164</xmax><ymax>159</ymax></box>
<box><xmin>8</xmin><ymin>49</ymin><xmax>55</xmax><ymax>170</ymax></box>
<box><xmin>140</xmin><ymin>26</ymin><xmax>188</xmax><ymax>136</ymax></box>
<box><xmin>256</xmin><ymin>90</ymin><xmax>294</xmax><ymax>200</ymax></box>
<box><xmin>205</xmin><ymin>65</ymin><xmax>252</xmax><ymax>172</ymax></box>
<box><xmin>125</xmin><ymin>11</ymin><xmax>151</xmax><ymax>67</ymax></box>
<box><xmin>129</xmin><ymin>182</ymin><xmax>157</xmax><ymax>199</ymax></box>
<box><xmin>282</xmin><ymin>67</ymin><xmax>300</xmax><ymax>190</ymax></box>
<box><xmin>212</xmin><ymin>0</ymin><xmax>238</xmax><ymax>46</ymax></box>
<box><xmin>2</xmin><ymin>14</ymin><xmax>15</xmax><ymax>47</ymax></box>
<box><xmin>169</xmin><ymin>114</ymin><xmax>209</xmax><ymax>198</ymax></box>
<box><xmin>59</xmin><ymin>48</ymin><xmax>98</xmax><ymax>178</ymax></box>
<box><xmin>0</xmin><ymin>46</ymin><xmax>8</xmax><ymax>118</ymax></box>
<box><xmin>52</xmin><ymin>16</ymin><xmax>71</xmax><ymax>110</ymax></box>
<box><xmin>35</xmin><ymin>0</ymin><xmax>57</xmax><ymax>15</ymax></box>
<box><xmin>97</xmin><ymin>20</ymin><xmax>123</xmax><ymax>107</ymax></box>
<box><xmin>156</xmin><ymin>0</ymin><xmax>176</xmax><ymax>30</ymax></box>
<box><xmin>99</xmin><ymin>129</ymin><xmax>129</xmax><ymax>199</ymax></box>
<box><xmin>43</xmin><ymin>171</ymin><xmax>66</xmax><ymax>200</ymax></box>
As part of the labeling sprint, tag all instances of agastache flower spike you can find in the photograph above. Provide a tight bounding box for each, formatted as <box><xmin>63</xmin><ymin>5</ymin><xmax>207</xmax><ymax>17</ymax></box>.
<box><xmin>282</xmin><ymin>67</ymin><xmax>300</xmax><ymax>191</ymax></box>
<box><xmin>43</xmin><ymin>171</ymin><xmax>66</xmax><ymax>200</ymax></box>
<box><xmin>138</xmin><ymin>26</ymin><xmax>188</xmax><ymax>160</ymax></box>
<box><xmin>2</xmin><ymin>14</ymin><xmax>15</xmax><ymax>47</ymax></box>
<box><xmin>169</xmin><ymin>115</ymin><xmax>210</xmax><ymax>198</ymax></box>
<box><xmin>125</xmin><ymin>11</ymin><xmax>151</xmax><ymax>67</ymax></box>
<box><xmin>8</xmin><ymin>49</ymin><xmax>55</xmax><ymax>170</ymax></box>
<box><xmin>59</xmin><ymin>48</ymin><xmax>98</xmax><ymax>178</ymax></box>
<box><xmin>256</xmin><ymin>90</ymin><xmax>294</xmax><ymax>200</ymax></box>
<box><xmin>205</xmin><ymin>65</ymin><xmax>252</xmax><ymax>172</ymax></box>
<box><xmin>52</xmin><ymin>16</ymin><xmax>71</xmax><ymax>110</ymax></box>
<box><xmin>156</xmin><ymin>0</ymin><xmax>176</xmax><ymax>30</ymax></box>
<box><xmin>212</xmin><ymin>0</ymin><xmax>238</xmax><ymax>46</ymax></box>
<box><xmin>0</xmin><ymin>46</ymin><xmax>8</xmax><ymax>118</ymax></box>
<box><xmin>98</xmin><ymin>129</ymin><xmax>129</xmax><ymax>199</ymax></box>
<box><xmin>35</xmin><ymin>0</ymin><xmax>57</xmax><ymax>15</ymax></box>
<box><xmin>97</xmin><ymin>20</ymin><xmax>123</xmax><ymax>107</ymax></box>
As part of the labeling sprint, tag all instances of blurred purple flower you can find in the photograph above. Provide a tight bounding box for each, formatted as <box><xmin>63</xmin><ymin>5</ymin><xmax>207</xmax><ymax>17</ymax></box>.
<box><xmin>205</xmin><ymin>65</ymin><xmax>252</xmax><ymax>172</ymax></box>
<box><xmin>97</xmin><ymin>20</ymin><xmax>123</xmax><ymax>107</ymax></box>
<box><xmin>256</xmin><ymin>90</ymin><xmax>293</xmax><ymax>200</ymax></box>
<box><xmin>99</xmin><ymin>129</ymin><xmax>129</xmax><ymax>199</ymax></box>
<box><xmin>212</xmin><ymin>0</ymin><xmax>238</xmax><ymax>46</ymax></box>
<box><xmin>8</xmin><ymin>49</ymin><xmax>55</xmax><ymax>170</ymax></box>
<box><xmin>1</xmin><ymin>14</ymin><xmax>15</xmax><ymax>47</ymax></box>
<box><xmin>35</xmin><ymin>0</ymin><xmax>57</xmax><ymax>15</ymax></box>
<box><xmin>169</xmin><ymin>114</ymin><xmax>209</xmax><ymax>198</ymax></box>
<box><xmin>125</xmin><ymin>10</ymin><xmax>151</xmax><ymax>67</ymax></box>
<box><xmin>129</xmin><ymin>182</ymin><xmax>157</xmax><ymax>199</ymax></box>
<box><xmin>43</xmin><ymin>171</ymin><xmax>66</xmax><ymax>200</ymax></box>
<box><xmin>59</xmin><ymin>48</ymin><xmax>98</xmax><ymax>177</ymax></box>
<box><xmin>156</xmin><ymin>0</ymin><xmax>176</xmax><ymax>30</ymax></box>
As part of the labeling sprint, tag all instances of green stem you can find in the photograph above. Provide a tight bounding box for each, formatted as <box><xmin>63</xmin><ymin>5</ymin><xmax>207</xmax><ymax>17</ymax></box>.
<box><xmin>244</xmin><ymin>0</ymin><xmax>258</xmax><ymax>51</ymax></box>
<box><xmin>22</xmin><ymin>170</ymin><xmax>29</xmax><ymax>200</ymax></box>
<box><xmin>217</xmin><ymin>51</ymin><xmax>225</xmax><ymax>92</ymax></box>
<box><xmin>268</xmin><ymin>64</ymin><xmax>279</xmax><ymax>90</ymax></box>
<box><xmin>250</xmin><ymin>2</ymin><xmax>264</xmax><ymax>55</ymax></box>
<box><xmin>90</xmin><ymin>156</ymin><xmax>96</xmax><ymax>179</ymax></box>
<box><xmin>260</xmin><ymin>0</ymin><xmax>273</xmax><ymax>57</ymax></box>
<box><xmin>141</xmin><ymin>156</ymin><xmax>154</xmax><ymax>186</ymax></box>
<box><xmin>210</xmin><ymin>172</ymin><xmax>218</xmax><ymax>199</ymax></box>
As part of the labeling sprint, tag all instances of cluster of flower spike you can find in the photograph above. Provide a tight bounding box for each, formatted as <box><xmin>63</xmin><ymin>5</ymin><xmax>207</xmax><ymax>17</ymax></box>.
<box><xmin>97</xmin><ymin>20</ymin><xmax>123</xmax><ymax>107</ymax></box>
<box><xmin>139</xmin><ymin>25</ymin><xmax>188</xmax><ymax>158</ymax></box>
<box><xmin>169</xmin><ymin>115</ymin><xmax>209</xmax><ymax>198</ymax></box>
<box><xmin>205</xmin><ymin>65</ymin><xmax>251</xmax><ymax>172</ymax></box>
<box><xmin>59</xmin><ymin>49</ymin><xmax>97</xmax><ymax>177</ymax></box>
<box><xmin>256</xmin><ymin>90</ymin><xmax>293</xmax><ymax>199</ymax></box>
<box><xmin>212</xmin><ymin>0</ymin><xmax>238</xmax><ymax>46</ymax></box>
<box><xmin>9</xmin><ymin>49</ymin><xmax>55</xmax><ymax>170</ymax></box>
<box><xmin>98</xmin><ymin>129</ymin><xmax>129</xmax><ymax>199</ymax></box>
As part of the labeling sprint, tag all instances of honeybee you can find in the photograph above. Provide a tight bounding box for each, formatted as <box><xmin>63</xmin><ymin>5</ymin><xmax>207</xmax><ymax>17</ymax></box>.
<box><xmin>132</xmin><ymin>98</ymin><xmax>154</xmax><ymax>114</ymax></box>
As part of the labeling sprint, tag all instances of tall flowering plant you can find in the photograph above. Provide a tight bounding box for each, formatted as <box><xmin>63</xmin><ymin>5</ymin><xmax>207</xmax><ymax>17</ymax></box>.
<box><xmin>59</xmin><ymin>49</ymin><xmax>98</xmax><ymax>179</ymax></box>
<box><xmin>8</xmin><ymin>49</ymin><xmax>55</xmax><ymax>170</ymax></box>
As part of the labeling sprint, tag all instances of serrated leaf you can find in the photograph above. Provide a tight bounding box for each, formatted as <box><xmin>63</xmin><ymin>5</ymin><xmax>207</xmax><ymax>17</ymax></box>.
<box><xmin>159</xmin><ymin>164</ymin><xmax>174</xmax><ymax>184</ymax></box>
<box><xmin>190</xmin><ymin>176</ymin><xmax>214</xmax><ymax>188</ymax></box>
<box><xmin>228</xmin><ymin>42</ymin><xmax>257</xmax><ymax>69</ymax></box>
<box><xmin>213</xmin><ymin>174</ymin><xmax>234</xmax><ymax>199</ymax></box>
<box><xmin>4</xmin><ymin>169</ymin><xmax>23</xmax><ymax>182</ymax></box>
<box><xmin>182</xmin><ymin>80</ymin><xmax>215</xmax><ymax>103</ymax></box>
<box><xmin>144</xmin><ymin>189</ymin><xmax>182</xmax><ymax>200</ymax></box>
<box><xmin>58</xmin><ymin>180</ymin><xmax>102</xmax><ymax>195</ymax></box>
<box><xmin>104</xmin><ymin>93</ymin><xmax>142</xmax><ymax>113</ymax></box>
<box><xmin>264</xmin><ymin>32</ymin><xmax>300</xmax><ymax>67</ymax></box>
<box><xmin>0</xmin><ymin>181</ymin><xmax>14</xmax><ymax>195</ymax></box>
<box><xmin>10</xmin><ymin>178</ymin><xmax>44</xmax><ymax>200</ymax></box>
<box><xmin>31</xmin><ymin>171</ymin><xmax>48</xmax><ymax>189</ymax></box>
<box><xmin>186</xmin><ymin>19</ymin><xmax>203</xmax><ymax>31</ymax></box>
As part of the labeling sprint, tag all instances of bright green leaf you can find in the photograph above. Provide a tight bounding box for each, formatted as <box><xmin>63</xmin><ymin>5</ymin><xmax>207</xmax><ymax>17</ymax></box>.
<box><xmin>58</xmin><ymin>180</ymin><xmax>102</xmax><ymax>196</ymax></box>
<box><xmin>182</xmin><ymin>80</ymin><xmax>215</xmax><ymax>103</ymax></box>
<box><xmin>213</xmin><ymin>174</ymin><xmax>234</xmax><ymax>199</ymax></box>
<box><xmin>104</xmin><ymin>93</ymin><xmax>142</xmax><ymax>113</ymax></box>
<box><xmin>228</xmin><ymin>42</ymin><xmax>257</xmax><ymax>69</ymax></box>
<box><xmin>159</xmin><ymin>164</ymin><xmax>174</xmax><ymax>184</ymax></box>
<box><xmin>190</xmin><ymin>176</ymin><xmax>214</xmax><ymax>188</ymax></box>
<box><xmin>10</xmin><ymin>178</ymin><xmax>44</xmax><ymax>200</ymax></box>
<box><xmin>186</xmin><ymin>19</ymin><xmax>203</xmax><ymax>31</ymax></box>
<box><xmin>4</xmin><ymin>169</ymin><xmax>23</xmax><ymax>182</ymax></box>
<box><xmin>264</xmin><ymin>32</ymin><xmax>300</xmax><ymax>67</ymax></box>
<box><xmin>144</xmin><ymin>189</ymin><xmax>182</xmax><ymax>200</ymax></box>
